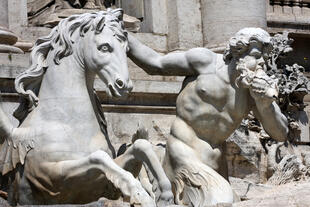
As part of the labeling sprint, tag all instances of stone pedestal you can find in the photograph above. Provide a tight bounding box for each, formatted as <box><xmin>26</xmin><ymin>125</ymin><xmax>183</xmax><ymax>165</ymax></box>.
<box><xmin>201</xmin><ymin>0</ymin><xmax>267</xmax><ymax>52</ymax></box>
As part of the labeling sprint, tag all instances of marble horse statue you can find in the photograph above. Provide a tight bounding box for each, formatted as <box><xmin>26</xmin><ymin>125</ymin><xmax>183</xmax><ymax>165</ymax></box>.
<box><xmin>0</xmin><ymin>9</ymin><xmax>173</xmax><ymax>206</ymax></box>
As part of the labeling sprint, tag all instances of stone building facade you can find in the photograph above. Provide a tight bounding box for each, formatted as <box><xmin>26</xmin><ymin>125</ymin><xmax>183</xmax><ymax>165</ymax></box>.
<box><xmin>0</xmin><ymin>0</ymin><xmax>309</xmax><ymax>182</ymax></box>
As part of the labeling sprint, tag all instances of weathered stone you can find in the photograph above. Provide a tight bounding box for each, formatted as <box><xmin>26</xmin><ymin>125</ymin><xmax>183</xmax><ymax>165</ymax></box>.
<box><xmin>148</xmin><ymin>0</ymin><xmax>168</xmax><ymax>35</ymax></box>
<box><xmin>229</xmin><ymin>177</ymin><xmax>272</xmax><ymax>201</ymax></box>
<box><xmin>105</xmin><ymin>112</ymin><xmax>175</xmax><ymax>151</ymax></box>
<box><xmin>0</xmin><ymin>27</ymin><xmax>18</xmax><ymax>45</ymax></box>
<box><xmin>123</xmin><ymin>14</ymin><xmax>141</xmax><ymax>32</ymax></box>
<box><xmin>226</xmin><ymin>130</ymin><xmax>263</xmax><ymax>182</ymax></box>
<box><xmin>233</xmin><ymin>181</ymin><xmax>310</xmax><ymax>207</ymax></box>
<box><xmin>266</xmin><ymin>32</ymin><xmax>310</xmax><ymax>143</ymax></box>
<box><xmin>0</xmin><ymin>197</ymin><xmax>9</xmax><ymax>207</ymax></box>
<box><xmin>136</xmin><ymin>0</ymin><xmax>168</xmax><ymax>34</ymax></box>
<box><xmin>0</xmin><ymin>0</ymin><xmax>9</xmax><ymax>28</ymax></box>
<box><xmin>13</xmin><ymin>41</ymin><xmax>33</xmax><ymax>52</ymax></box>
<box><xmin>296</xmin><ymin>110</ymin><xmax>310</xmax><ymax>143</ymax></box>
<box><xmin>0</xmin><ymin>196</ymin><xmax>187</xmax><ymax>207</ymax></box>
<box><xmin>27</xmin><ymin>0</ymin><xmax>54</xmax><ymax>16</ymax></box>
<box><xmin>0</xmin><ymin>44</ymin><xmax>24</xmax><ymax>54</ymax></box>
<box><xmin>166</xmin><ymin>0</ymin><xmax>203</xmax><ymax>50</ymax></box>
<box><xmin>17</xmin><ymin>26</ymin><xmax>52</xmax><ymax>43</ymax></box>
<box><xmin>200</xmin><ymin>0</ymin><xmax>267</xmax><ymax>50</ymax></box>
<box><xmin>267</xmin><ymin>155</ymin><xmax>305</xmax><ymax>185</ymax></box>
<box><xmin>131</xmin><ymin>32</ymin><xmax>167</xmax><ymax>53</ymax></box>
<box><xmin>120</xmin><ymin>0</ymin><xmax>144</xmax><ymax>20</ymax></box>
<box><xmin>302</xmin><ymin>152</ymin><xmax>310</xmax><ymax>167</ymax></box>
<box><xmin>267</xmin><ymin>0</ymin><xmax>310</xmax><ymax>35</ymax></box>
<box><xmin>0</xmin><ymin>0</ymin><xmax>26</xmax><ymax>53</ymax></box>
<box><xmin>29</xmin><ymin>7</ymin><xmax>141</xmax><ymax>31</ymax></box>
<box><xmin>7</xmin><ymin>0</ymin><xmax>28</xmax><ymax>31</ymax></box>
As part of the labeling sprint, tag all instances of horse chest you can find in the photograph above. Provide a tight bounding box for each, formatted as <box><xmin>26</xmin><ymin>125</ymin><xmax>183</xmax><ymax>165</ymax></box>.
<box><xmin>34</xmin><ymin>123</ymin><xmax>110</xmax><ymax>154</ymax></box>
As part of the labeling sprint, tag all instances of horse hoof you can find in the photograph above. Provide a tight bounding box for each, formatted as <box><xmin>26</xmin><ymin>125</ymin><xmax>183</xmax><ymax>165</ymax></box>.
<box><xmin>157</xmin><ymin>190</ymin><xmax>174</xmax><ymax>207</ymax></box>
<box><xmin>130</xmin><ymin>189</ymin><xmax>156</xmax><ymax>207</ymax></box>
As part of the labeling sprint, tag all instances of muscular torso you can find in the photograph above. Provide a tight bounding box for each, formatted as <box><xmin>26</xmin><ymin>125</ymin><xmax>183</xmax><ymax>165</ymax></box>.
<box><xmin>176</xmin><ymin>56</ymin><xmax>250</xmax><ymax>144</ymax></box>
<box><xmin>168</xmin><ymin>55</ymin><xmax>252</xmax><ymax>173</ymax></box>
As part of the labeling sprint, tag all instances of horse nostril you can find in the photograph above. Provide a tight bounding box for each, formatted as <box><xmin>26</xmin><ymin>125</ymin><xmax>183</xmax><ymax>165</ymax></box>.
<box><xmin>116</xmin><ymin>79</ymin><xmax>124</xmax><ymax>88</ymax></box>
<box><xmin>70</xmin><ymin>0</ymin><xmax>81</xmax><ymax>8</ymax></box>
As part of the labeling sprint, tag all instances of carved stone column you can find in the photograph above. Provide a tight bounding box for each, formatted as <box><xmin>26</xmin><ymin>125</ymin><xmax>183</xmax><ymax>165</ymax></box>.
<box><xmin>201</xmin><ymin>0</ymin><xmax>267</xmax><ymax>52</ymax></box>
<box><xmin>0</xmin><ymin>0</ymin><xmax>23</xmax><ymax>53</ymax></box>
<box><xmin>166</xmin><ymin>0</ymin><xmax>203</xmax><ymax>51</ymax></box>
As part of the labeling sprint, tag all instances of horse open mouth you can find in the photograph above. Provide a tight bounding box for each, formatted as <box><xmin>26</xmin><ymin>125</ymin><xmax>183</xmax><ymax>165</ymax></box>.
<box><xmin>108</xmin><ymin>84</ymin><xmax>122</xmax><ymax>97</ymax></box>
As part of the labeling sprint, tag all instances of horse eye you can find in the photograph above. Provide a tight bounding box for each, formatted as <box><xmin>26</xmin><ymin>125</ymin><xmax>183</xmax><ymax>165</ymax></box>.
<box><xmin>102</xmin><ymin>46</ymin><xmax>109</xmax><ymax>51</ymax></box>
<box><xmin>98</xmin><ymin>44</ymin><xmax>112</xmax><ymax>52</ymax></box>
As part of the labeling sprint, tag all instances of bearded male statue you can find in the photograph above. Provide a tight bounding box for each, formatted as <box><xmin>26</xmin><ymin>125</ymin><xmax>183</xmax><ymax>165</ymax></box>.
<box><xmin>127</xmin><ymin>28</ymin><xmax>289</xmax><ymax>206</ymax></box>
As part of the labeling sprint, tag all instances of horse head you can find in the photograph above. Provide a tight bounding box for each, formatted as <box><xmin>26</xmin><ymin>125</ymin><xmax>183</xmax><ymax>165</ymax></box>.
<box><xmin>14</xmin><ymin>9</ymin><xmax>132</xmax><ymax>123</ymax></box>
<box><xmin>79</xmin><ymin>9</ymin><xmax>133</xmax><ymax>97</ymax></box>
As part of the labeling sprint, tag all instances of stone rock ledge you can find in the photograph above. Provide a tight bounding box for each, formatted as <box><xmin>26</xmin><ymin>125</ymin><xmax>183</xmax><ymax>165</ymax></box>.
<box><xmin>233</xmin><ymin>181</ymin><xmax>310</xmax><ymax>207</ymax></box>
<box><xmin>0</xmin><ymin>198</ymin><xmax>185</xmax><ymax>207</ymax></box>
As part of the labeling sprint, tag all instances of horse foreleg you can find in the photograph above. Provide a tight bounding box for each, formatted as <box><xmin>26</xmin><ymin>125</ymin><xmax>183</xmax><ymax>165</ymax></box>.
<box><xmin>49</xmin><ymin>150</ymin><xmax>156</xmax><ymax>206</ymax></box>
<box><xmin>115</xmin><ymin>139</ymin><xmax>173</xmax><ymax>206</ymax></box>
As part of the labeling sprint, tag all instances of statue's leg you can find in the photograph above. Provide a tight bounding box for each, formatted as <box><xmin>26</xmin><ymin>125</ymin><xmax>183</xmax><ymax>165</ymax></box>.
<box><xmin>164</xmin><ymin>135</ymin><xmax>234</xmax><ymax>207</ymax></box>
<box><xmin>39</xmin><ymin>150</ymin><xmax>156</xmax><ymax>206</ymax></box>
<box><xmin>115</xmin><ymin>139</ymin><xmax>173</xmax><ymax>207</ymax></box>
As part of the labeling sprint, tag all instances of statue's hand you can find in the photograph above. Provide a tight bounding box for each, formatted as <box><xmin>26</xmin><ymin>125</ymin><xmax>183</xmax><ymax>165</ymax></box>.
<box><xmin>249</xmin><ymin>69</ymin><xmax>279</xmax><ymax>106</ymax></box>
<box><xmin>235</xmin><ymin>59</ymin><xmax>255</xmax><ymax>88</ymax></box>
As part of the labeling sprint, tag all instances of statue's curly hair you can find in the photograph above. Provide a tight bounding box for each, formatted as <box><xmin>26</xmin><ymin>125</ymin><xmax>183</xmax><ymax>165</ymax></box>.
<box><xmin>14</xmin><ymin>9</ymin><xmax>128</xmax><ymax>123</ymax></box>
<box><xmin>223</xmin><ymin>28</ymin><xmax>273</xmax><ymax>63</ymax></box>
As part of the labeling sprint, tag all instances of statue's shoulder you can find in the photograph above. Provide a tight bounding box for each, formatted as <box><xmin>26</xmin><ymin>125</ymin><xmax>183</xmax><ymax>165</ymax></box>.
<box><xmin>185</xmin><ymin>47</ymin><xmax>216</xmax><ymax>68</ymax></box>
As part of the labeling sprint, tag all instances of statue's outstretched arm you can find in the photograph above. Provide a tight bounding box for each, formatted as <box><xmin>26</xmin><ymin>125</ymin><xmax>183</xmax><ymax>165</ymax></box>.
<box><xmin>127</xmin><ymin>34</ymin><xmax>215</xmax><ymax>76</ymax></box>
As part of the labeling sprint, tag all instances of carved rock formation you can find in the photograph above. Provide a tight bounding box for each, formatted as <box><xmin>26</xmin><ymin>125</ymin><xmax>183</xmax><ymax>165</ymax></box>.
<box><xmin>233</xmin><ymin>181</ymin><xmax>310</xmax><ymax>207</ymax></box>
<box><xmin>267</xmin><ymin>32</ymin><xmax>310</xmax><ymax>143</ymax></box>
<box><xmin>267</xmin><ymin>155</ymin><xmax>305</xmax><ymax>185</ymax></box>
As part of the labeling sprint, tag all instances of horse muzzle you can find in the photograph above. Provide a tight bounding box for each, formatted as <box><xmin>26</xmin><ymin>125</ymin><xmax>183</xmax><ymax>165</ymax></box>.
<box><xmin>108</xmin><ymin>79</ymin><xmax>133</xmax><ymax>97</ymax></box>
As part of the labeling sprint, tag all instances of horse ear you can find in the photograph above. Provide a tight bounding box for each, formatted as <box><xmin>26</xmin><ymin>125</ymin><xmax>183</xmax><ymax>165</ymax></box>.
<box><xmin>113</xmin><ymin>8</ymin><xmax>124</xmax><ymax>21</ymax></box>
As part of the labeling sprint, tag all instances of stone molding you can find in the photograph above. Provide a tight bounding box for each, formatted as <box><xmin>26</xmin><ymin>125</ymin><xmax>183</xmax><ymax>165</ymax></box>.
<box><xmin>267</xmin><ymin>0</ymin><xmax>310</xmax><ymax>33</ymax></box>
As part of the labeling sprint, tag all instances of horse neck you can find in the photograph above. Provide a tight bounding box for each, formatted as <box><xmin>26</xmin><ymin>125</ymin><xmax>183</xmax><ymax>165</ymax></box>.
<box><xmin>36</xmin><ymin>55</ymin><xmax>99</xmax><ymax>128</ymax></box>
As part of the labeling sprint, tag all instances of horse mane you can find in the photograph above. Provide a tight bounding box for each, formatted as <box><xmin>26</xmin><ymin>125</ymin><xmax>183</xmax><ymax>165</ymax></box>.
<box><xmin>14</xmin><ymin>9</ymin><xmax>128</xmax><ymax>124</ymax></box>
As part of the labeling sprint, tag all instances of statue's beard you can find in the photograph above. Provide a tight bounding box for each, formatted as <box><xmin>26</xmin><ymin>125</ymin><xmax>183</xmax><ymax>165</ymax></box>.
<box><xmin>235</xmin><ymin>61</ymin><xmax>256</xmax><ymax>89</ymax></box>
<box><xmin>235</xmin><ymin>60</ymin><xmax>279</xmax><ymax>100</ymax></box>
